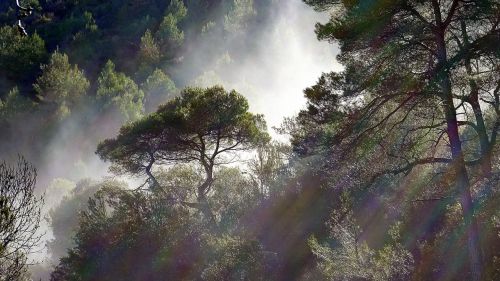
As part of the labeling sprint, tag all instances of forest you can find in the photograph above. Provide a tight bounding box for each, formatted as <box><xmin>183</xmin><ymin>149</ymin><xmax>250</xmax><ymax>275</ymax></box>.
<box><xmin>0</xmin><ymin>0</ymin><xmax>499</xmax><ymax>280</ymax></box>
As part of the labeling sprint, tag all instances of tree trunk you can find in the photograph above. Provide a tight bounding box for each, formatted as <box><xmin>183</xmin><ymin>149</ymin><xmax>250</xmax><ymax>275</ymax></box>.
<box><xmin>469</xmin><ymin>92</ymin><xmax>493</xmax><ymax>178</ymax></box>
<box><xmin>197</xmin><ymin>170</ymin><xmax>218</xmax><ymax>231</ymax></box>
<box><xmin>444</xmin><ymin>96</ymin><xmax>484</xmax><ymax>281</ymax></box>
<box><xmin>145</xmin><ymin>154</ymin><xmax>160</xmax><ymax>189</ymax></box>
<box><xmin>461</xmin><ymin>19</ymin><xmax>493</xmax><ymax>179</ymax></box>
<box><xmin>436</xmin><ymin>32</ymin><xmax>484</xmax><ymax>280</ymax></box>
<box><xmin>197</xmin><ymin>194</ymin><xmax>218</xmax><ymax>231</ymax></box>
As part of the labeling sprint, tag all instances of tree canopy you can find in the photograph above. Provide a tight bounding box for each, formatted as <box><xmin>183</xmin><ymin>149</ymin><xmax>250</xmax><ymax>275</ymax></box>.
<box><xmin>97</xmin><ymin>60</ymin><xmax>144</xmax><ymax>122</ymax></box>
<box><xmin>34</xmin><ymin>51</ymin><xmax>89</xmax><ymax>118</ymax></box>
<box><xmin>97</xmin><ymin>85</ymin><xmax>269</xmax><ymax>226</ymax></box>
<box><xmin>295</xmin><ymin>0</ymin><xmax>499</xmax><ymax>280</ymax></box>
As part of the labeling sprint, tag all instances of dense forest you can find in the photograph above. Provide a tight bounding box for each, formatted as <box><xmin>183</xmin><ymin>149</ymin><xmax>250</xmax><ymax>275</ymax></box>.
<box><xmin>0</xmin><ymin>0</ymin><xmax>499</xmax><ymax>280</ymax></box>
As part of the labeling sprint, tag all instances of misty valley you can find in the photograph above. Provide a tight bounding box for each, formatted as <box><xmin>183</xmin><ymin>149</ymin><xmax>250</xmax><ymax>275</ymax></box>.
<box><xmin>0</xmin><ymin>0</ymin><xmax>499</xmax><ymax>280</ymax></box>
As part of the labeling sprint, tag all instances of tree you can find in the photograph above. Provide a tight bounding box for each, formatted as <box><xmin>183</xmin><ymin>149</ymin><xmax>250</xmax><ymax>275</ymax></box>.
<box><xmin>201</xmin><ymin>234</ymin><xmax>267</xmax><ymax>281</ymax></box>
<box><xmin>34</xmin><ymin>51</ymin><xmax>89</xmax><ymax>118</ymax></box>
<box><xmin>96</xmin><ymin>60</ymin><xmax>144</xmax><ymax>122</ymax></box>
<box><xmin>0</xmin><ymin>87</ymin><xmax>36</xmax><ymax>121</ymax></box>
<box><xmin>49</xmin><ymin>173</ymin><xmax>273</xmax><ymax>281</ymax></box>
<box><xmin>96</xmin><ymin>86</ymin><xmax>269</xmax><ymax>229</ymax></box>
<box><xmin>141</xmin><ymin>68</ymin><xmax>177</xmax><ymax>113</ymax></box>
<box><xmin>309</xmin><ymin>226</ymin><xmax>414</xmax><ymax>281</ymax></box>
<box><xmin>308</xmin><ymin>192</ymin><xmax>414</xmax><ymax>281</ymax></box>
<box><xmin>302</xmin><ymin>1</ymin><xmax>499</xmax><ymax>279</ymax></box>
<box><xmin>0</xmin><ymin>25</ymin><xmax>46</xmax><ymax>86</ymax></box>
<box><xmin>0</xmin><ymin>157</ymin><xmax>44</xmax><ymax>281</ymax></box>
<box><xmin>156</xmin><ymin>0</ymin><xmax>187</xmax><ymax>55</ymax></box>
<box><xmin>136</xmin><ymin>30</ymin><xmax>161</xmax><ymax>78</ymax></box>
<box><xmin>209</xmin><ymin>167</ymin><xmax>260</xmax><ymax>233</ymax></box>
<box><xmin>47</xmin><ymin>179</ymin><xmax>102</xmax><ymax>264</ymax></box>
<box><xmin>50</xmin><ymin>181</ymin><xmax>203</xmax><ymax>281</ymax></box>
<box><xmin>223</xmin><ymin>0</ymin><xmax>256</xmax><ymax>34</ymax></box>
<box><xmin>247</xmin><ymin>142</ymin><xmax>290</xmax><ymax>199</ymax></box>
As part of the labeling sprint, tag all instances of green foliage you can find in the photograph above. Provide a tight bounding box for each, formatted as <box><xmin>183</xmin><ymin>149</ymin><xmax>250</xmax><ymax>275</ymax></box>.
<box><xmin>50</xmin><ymin>181</ymin><xmax>203</xmax><ymax>281</ymax></box>
<box><xmin>96</xmin><ymin>85</ymin><xmax>269</xmax><ymax>229</ymax></box>
<box><xmin>156</xmin><ymin>0</ymin><xmax>187</xmax><ymax>54</ymax></box>
<box><xmin>224</xmin><ymin>0</ymin><xmax>256</xmax><ymax>33</ymax></box>
<box><xmin>49</xmin><ymin>165</ymin><xmax>275</xmax><ymax>281</ymax></box>
<box><xmin>210</xmin><ymin>167</ymin><xmax>260</xmax><ymax>232</ymax></box>
<box><xmin>202</xmin><ymin>235</ymin><xmax>267</xmax><ymax>281</ymax></box>
<box><xmin>155</xmin><ymin>164</ymin><xmax>202</xmax><ymax>202</ymax></box>
<box><xmin>47</xmin><ymin>179</ymin><xmax>102</xmax><ymax>264</ymax></box>
<box><xmin>34</xmin><ymin>51</ymin><xmax>89</xmax><ymax>118</ymax></box>
<box><xmin>201</xmin><ymin>20</ymin><xmax>216</xmax><ymax>34</ymax></box>
<box><xmin>137</xmin><ymin>29</ymin><xmax>161</xmax><ymax>76</ymax></box>
<box><xmin>0</xmin><ymin>1</ymin><xmax>496</xmax><ymax>280</ymax></box>
<box><xmin>309</xmin><ymin>194</ymin><xmax>414</xmax><ymax>281</ymax></box>
<box><xmin>96</xmin><ymin>85</ymin><xmax>269</xmax><ymax>178</ymax></box>
<box><xmin>0</xmin><ymin>87</ymin><xmax>36</xmax><ymax>120</ymax></box>
<box><xmin>0</xmin><ymin>26</ymin><xmax>46</xmax><ymax>81</ymax></box>
<box><xmin>248</xmin><ymin>142</ymin><xmax>290</xmax><ymax>198</ymax></box>
<box><xmin>141</xmin><ymin>68</ymin><xmax>177</xmax><ymax>112</ymax></box>
<box><xmin>157</xmin><ymin>14</ymin><xmax>184</xmax><ymax>50</ymax></box>
<box><xmin>83</xmin><ymin>11</ymin><xmax>98</xmax><ymax>33</ymax></box>
<box><xmin>96</xmin><ymin>60</ymin><xmax>144</xmax><ymax>122</ymax></box>
<box><xmin>190</xmin><ymin>70</ymin><xmax>225</xmax><ymax>88</ymax></box>
<box><xmin>168</xmin><ymin>0</ymin><xmax>188</xmax><ymax>20</ymax></box>
<box><xmin>298</xmin><ymin>1</ymin><xmax>499</xmax><ymax>279</ymax></box>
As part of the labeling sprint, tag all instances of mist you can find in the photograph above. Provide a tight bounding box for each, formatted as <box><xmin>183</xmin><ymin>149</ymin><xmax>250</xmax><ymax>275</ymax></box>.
<box><xmin>20</xmin><ymin>0</ymin><xmax>338</xmax><ymax>278</ymax></box>
<box><xmin>177</xmin><ymin>0</ymin><xmax>340</xmax><ymax>134</ymax></box>
<box><xmin>3</xmin><ymin>0</ymin><xmax>496</xmax><ymax>280</ymax></box>
<box><xmin>34</xmin><ymin>0</ymin><xmax>338</xmax><ymax>188</ymax></box>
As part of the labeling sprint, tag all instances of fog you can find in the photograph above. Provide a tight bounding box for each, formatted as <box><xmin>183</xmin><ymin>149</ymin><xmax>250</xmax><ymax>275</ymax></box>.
<box><xmin>220</xmin><ymin>0</ymin><xmax>340</xmax><ymax>130</ymax></box>
<box><xmin>33</xmin><ymin>0</ymin><xmax>339</xmax><ymax>188</ymax></box>
<box><xmin>178</xmin><ymin>0</ymin><xmax>340</xmax><ymax>136</ymax></box>
<box><xmin>25</xmin><ymin>0</ymin><xmax>339</xmax><ymax>278</ymax></box>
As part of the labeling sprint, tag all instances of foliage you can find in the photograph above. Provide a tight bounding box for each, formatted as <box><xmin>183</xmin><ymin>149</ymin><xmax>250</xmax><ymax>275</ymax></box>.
<box><xmin>47</xmin><ymin>179</ymin><xmax>103</xmax><ymax>264</ymax></box>
<box><xmin>209</xmin><ymin>167</ymin><xmax>260</xmax><ymax>232</ymax></box>
<box><xmin>97</xmin><ymin>85</ymin><xmax>269</xmax><ymax>228</ymax></box>
<box><xmin>0</xmin><ymin>26</ymin><xmax>46</xmax><ymax>84</ymax></box>
<box><xmin>298</xmin><ymin>0</ymin><xmax>499</xmax><ymax>279</ymax></box>
<box><xmin>201</xmin><ymin>234</ymin><xmax>267</xmax><ymax>281</ymax></box>
<box><xmin>34</xmin><ymin>51</ymin><xmax>89</xmax><ymax>118</ymax></box>
<box><xmin>0</xmin><ymin>88</ymin><xmax>36</xmax><ymax>121</ymax></box>
<box><xmin>0</xmin><ymin>1</ymin><xmax>498</xmax><ymax>280</ymax></box>
<box><xmin>141</xmin><ymin>68</ymin><xmax>177</xmax><ymax>112</ymax></box>
<box><xmin>96</xmin><ymin>85</ymin><xmax>268</xmax><ymax>184</ymax></box>
<box><xmin>309</xmin><ymin>194</ymin><xmax>414</xmax><ymax>281</ymax></box>
<box><xmin>49</xmin><ymin>166</ymin><xmax>276</xmax><ymax>281</ymax></box>
<box><xmin>156</xmin><ymin>0</ymin><xmax>187</xmax><ymax>55</ymax></box>
<box><xmin>50</xmin><ymin>182</ymin><xmax>203</xmax><ymax>281</ymax></box>
<box><xmin>248</xmin><ymin>142</ymin><xmax>290</xmax><ymax>198</ymax></box>
<box><xmin>96</xmin><ymin>60</ymin><xmax>144</xmax><ymax>122</ymax></box>
<box><xmin>224</xmin><ymin>0</ymin><xmax>256</xmax><ymax>33</ymax></box>
<box><xmin>137</xmin><ymin>30</ymin><xmax>161</xmax><ymax>77</ymax></box>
